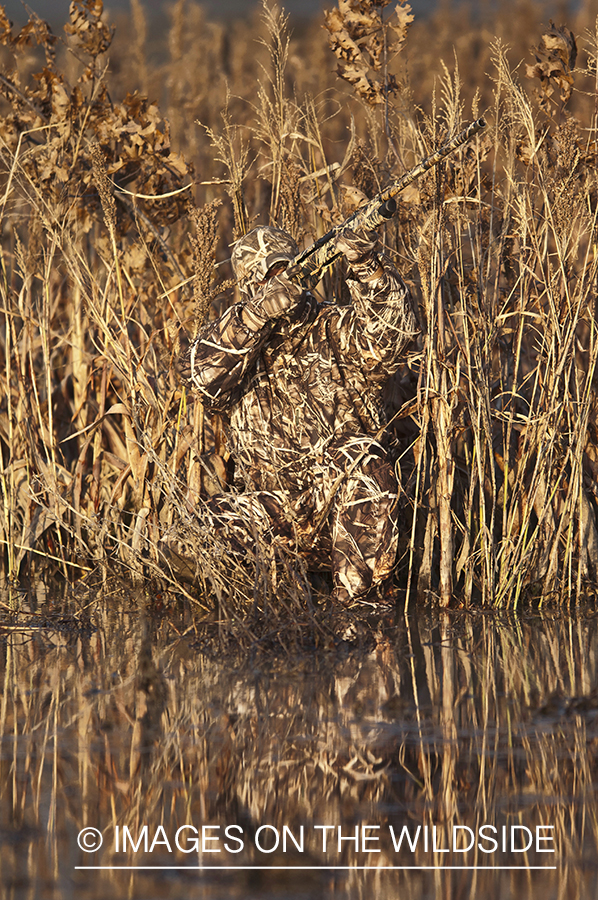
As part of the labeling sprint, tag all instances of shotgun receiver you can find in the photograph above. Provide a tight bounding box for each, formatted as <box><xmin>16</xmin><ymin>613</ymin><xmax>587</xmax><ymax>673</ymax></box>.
<box><xmin>288</xmin><ymin>117</ymin><xmax>486</xmax><ymax>289</ymax></box>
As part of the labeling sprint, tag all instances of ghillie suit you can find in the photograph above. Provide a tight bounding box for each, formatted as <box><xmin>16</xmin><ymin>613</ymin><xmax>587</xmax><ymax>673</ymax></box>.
<box><xmin>187</xmin><ymin>226</ymin><xmax>419</xmax><ymax>604</ymax></box>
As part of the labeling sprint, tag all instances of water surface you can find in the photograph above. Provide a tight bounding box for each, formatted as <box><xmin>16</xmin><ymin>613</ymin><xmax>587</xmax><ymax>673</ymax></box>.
<box><xmin>1</xmin><ymin>584</ymin><xmax>597</xmax><ymax>899</ymax></box>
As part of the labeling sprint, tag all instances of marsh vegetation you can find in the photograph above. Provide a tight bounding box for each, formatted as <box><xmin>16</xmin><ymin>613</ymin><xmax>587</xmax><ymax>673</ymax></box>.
<box><xmin>0</xmin><ymin>0</ymin><xmax>597</xmax><ymax>610</ymax></box>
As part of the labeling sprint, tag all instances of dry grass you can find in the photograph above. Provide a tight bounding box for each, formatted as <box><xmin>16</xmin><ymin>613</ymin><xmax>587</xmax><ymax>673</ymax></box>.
<box><xmin>0</xmin><ymin>0</ymin><xmax>598</xmax><ymax>610</ymax></box>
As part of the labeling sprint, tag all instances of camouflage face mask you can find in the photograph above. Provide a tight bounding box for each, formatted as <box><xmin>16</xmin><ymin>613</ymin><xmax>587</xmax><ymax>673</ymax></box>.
<box><xmin>231</xmin><ymin>226</ymin><xmax>299</xmax><ymax>298</ymax></box>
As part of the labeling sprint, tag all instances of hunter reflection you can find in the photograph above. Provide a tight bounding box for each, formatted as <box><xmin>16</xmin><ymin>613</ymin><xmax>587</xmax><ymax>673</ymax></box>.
<box><xmin>0</xmin><ymin>602</ymin><xmax>592</xmax><ymax>899</ymax></box>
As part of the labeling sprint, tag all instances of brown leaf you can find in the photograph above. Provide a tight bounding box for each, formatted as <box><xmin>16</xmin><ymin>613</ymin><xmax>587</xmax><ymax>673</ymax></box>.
<box><xmin>166</xmin><ymin>153</ymin><xmax>188</xmax><ymax>177</ymax></box>
<box><xmin>123</xmin><ymin>242</ymin><xmax>148</xmax><ymax>272</ymax></box>
<box><xmin>313</xmin><ymin>199</ymin><xmax>334</xmax><ymax>223</ymax></box>
<box><xmin>364</xmin><ymin>33</ymin><xmax>383</xmax><ymax>70</ymax></box>
<box><xmin>515</xmin><ymin>139</ymin><xmax>534</xmax><ymax>166</ymax></box>
<box><xmin>14</xmin><ymin>15</ymin><xmax>57</xmax><ymax>57</ymax></box>
<box><xmin>0</xmin><ymin>8</ymin><xmax>13</xmax><ymax>44</ymax></box>
<box><xmin>323</xmin><ymin>7</ymin><xmax>344</xmax><ymax>34</ymax></box>
<box><xmin>542</xmin><ymin>23</ymin><xmax>576</xmax><ymax>68</ymax></box>
<box><xmin>340</xmin><ymin>184</ymin><xmax>370</xmax><ymax>212</ymax></box>
<box><xmin>65</xmin><ymin>0</ymin><xmax>114</xmax><ymax>57</ymax></box>
<box><xmin>105</xmin><ymin>159</ymin><xmax>125</xmax><ymax>175</ymax></box>
<box><xmin>391</xmin><ymin>1</ymin><xmax>414</xmax><ymax>47</ymax></box>
<box><xmin>325</xmin><ymin>0</ymin><xmax>409</xmax><ymax>103</ymax></box>
<box><xmin>328</xmin><ymin>28</ymin><xmax>364</xmax><ymax>64</ymax></box>
<box><xmin>527</xmin><ymin>21</ymin><xmax>577</xmax><ymax>105</ymax></box>
<box><xmin>338</xmin><ymin>63</ymin><xmax>384</xmax><ymax>104</ymax></box>
<box><xmin>339</xmin><ymin>0</ymin><xmax>380</xmax><ymax>38</ymax></box>
<box><xmin>51</xmin><ymin>81</ymin><xmax>70</xmax><ymax>118</ymax></box>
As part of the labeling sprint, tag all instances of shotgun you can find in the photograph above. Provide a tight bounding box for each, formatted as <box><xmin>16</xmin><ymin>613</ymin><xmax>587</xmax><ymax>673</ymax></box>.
<box><xmin>288</xmin><ymin>117</ymin><xmax>486</xmax><ymax>289</ymax></box>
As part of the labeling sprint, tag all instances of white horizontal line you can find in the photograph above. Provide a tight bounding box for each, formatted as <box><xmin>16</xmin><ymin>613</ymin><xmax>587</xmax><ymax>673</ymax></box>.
<box><xmin>75</xmin><ymin>866</ymin><xmax>558</xmax><ymax>871</ymax></box>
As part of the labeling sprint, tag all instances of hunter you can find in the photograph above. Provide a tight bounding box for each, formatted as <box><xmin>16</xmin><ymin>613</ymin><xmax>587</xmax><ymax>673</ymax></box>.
<box><xmin>187</xmin><ymin>225</ymin><xmax>419</xmax><ymax>605</ymax></box>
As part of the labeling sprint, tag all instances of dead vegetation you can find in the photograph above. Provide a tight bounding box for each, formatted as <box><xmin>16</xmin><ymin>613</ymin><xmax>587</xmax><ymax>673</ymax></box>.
<box><xmin>0</xmin><ymin>0</ymin><xmax>598</xmax><ymax>610</ymax></box>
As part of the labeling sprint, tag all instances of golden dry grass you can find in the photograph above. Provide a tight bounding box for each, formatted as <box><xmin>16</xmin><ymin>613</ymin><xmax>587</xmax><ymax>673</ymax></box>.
<box><xmin>0</xmin><ymin>0</ymin><xmax>597</xmax><ymax>609</ymax></box>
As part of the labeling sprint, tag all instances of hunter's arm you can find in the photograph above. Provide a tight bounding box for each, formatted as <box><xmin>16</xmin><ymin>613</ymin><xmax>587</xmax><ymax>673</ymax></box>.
<box><xmin>189</xmin><ymin>273</ymin><xmax>304</xmax><ymax>410</ymax></box>
<box><xmin>338</xmin><ymin>231</ymin><xmax>419</xmax><ymax>381</ymax></box>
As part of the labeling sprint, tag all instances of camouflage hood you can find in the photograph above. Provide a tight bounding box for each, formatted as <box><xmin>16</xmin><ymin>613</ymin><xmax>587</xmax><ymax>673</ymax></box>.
<box><xmin>231</xmin><ymin>226</ymin><xmax>299</xmax><ymax>298</ymax></box>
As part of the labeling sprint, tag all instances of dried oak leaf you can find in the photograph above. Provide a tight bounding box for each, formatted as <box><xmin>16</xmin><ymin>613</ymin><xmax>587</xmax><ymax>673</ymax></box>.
<box><xmin>38</xmin><ymin>141</ymin><xmax>69</xmax><ymax>182</ymax></box>
<box><xmin>338</xmin><ymin>63</ymin><xmax>384</xmax><ymax>104</ymax></box>
<box><xmin>390</xmin><ymin>1</ymin><xmax>414</xmax><ymax>49</ymax></box>
<box><xmin>327</xmin><ymin>27</ymin><xmax>365</xmax><ymax>64</ymax></box>
<box><xmin>325</xmin><ymin>0</ymin><xmax>412</xmax><ymax>104</ymax></box>
<box><xmin>122</xmin><ymin>242</ymin><xmax>148</xmax><ymax>273</ymax></box>
<box><xmin>365</xmin><ymin>33</ymin><xmax>383</xmax><ymax>70</ymax></box>
<box><xmin>166</xmin><ymin>153</ymin><xmax>188</xmax><ymax>178</ymax></box>
<box><xmin>526</xmin><ymin>22</ymin><xmax>577</xmax><ymax>105</ymax></box>
<box><xmin>65</xmin><ymin>0</ymin><xmax>114</xmax><ymax>57</ymax></box>
<box><xmin>332</xmin><ymin>1</ymin><xmax>381</xmax><ymax>40</ymax></box>
<box><xmin>51</xmin><ymin>80</ymin><xmax>70</xmax><ymax>120</ymax></box>
<box><xmin>340</xmin><ymin>184</ymin><xmax>370</xmax><ymax>214</ymax></box>
<box><xmin>325</xmin><ymin>1</ymin><xmax>384</xmax><ymax>69</ymax></box>
<box><xmin>324</xmin><ymin>7</ymin><xmax>345</xmax><ymax>33</ymax></box>
<box><xmin>0</xmin><ymin>8</ymin><xmax>12</xmax><ymax>44</ymax></box>
<box><xmin>14</xmin><ymin>14</ymin><xmax>57</xmax><ymax>63</ymax></box>
<box><xmin>313</xmin><ymin>199</ymin><xmax>334</xmax><ymax>223</ymax></box>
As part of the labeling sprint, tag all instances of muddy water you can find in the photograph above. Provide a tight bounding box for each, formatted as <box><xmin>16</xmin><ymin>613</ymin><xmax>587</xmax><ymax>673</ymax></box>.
<box><xmin>1</xmin><ymin>587</ymin><xmax>598</xmax><ymax>899</ymax></box>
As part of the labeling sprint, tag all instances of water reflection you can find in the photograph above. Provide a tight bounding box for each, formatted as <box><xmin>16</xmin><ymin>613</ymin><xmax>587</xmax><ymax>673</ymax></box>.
<box><xmin>1</xmin><ymin>590</ymin><xmax>598</xmax><ymax>899</ymax></box>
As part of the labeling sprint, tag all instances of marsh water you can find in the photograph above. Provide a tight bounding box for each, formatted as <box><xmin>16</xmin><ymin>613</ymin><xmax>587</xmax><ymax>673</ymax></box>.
<box><xmin>1</xmin><ymin>583</ymin><xmax>598</xmax><ymax>900</ymax></box>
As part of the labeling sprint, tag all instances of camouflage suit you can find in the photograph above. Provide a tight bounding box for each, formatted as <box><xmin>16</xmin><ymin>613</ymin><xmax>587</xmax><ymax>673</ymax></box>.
<box><xmin>189</xmin><ymin>226</ymin><xmax>418</xmax><ymax>604</ymax></box>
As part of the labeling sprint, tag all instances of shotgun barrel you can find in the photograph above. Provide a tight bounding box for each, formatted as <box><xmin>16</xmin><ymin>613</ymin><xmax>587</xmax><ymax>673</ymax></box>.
<box><xmin>288</xmin><ymin>116</ymin><xmax>487</xmax><ymax>289</ymax></box>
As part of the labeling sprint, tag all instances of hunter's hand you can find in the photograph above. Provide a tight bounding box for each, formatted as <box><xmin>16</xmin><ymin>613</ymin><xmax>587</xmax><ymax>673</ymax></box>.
<box><xmin>336</xmin><ymin>228</ymin><xmax>384</xmax><ymax>282</ymax></box>
<box><xmin>242</xmin><ymin>271</ymin><xmax>304</xmax><ymax>330</ymax></box>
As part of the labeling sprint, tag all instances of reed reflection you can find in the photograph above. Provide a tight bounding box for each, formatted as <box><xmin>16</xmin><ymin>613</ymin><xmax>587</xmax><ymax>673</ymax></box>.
<box><xmin>1</xmin><ymin>599</ymin><xmax>597</xmax><ymax>898</ymax></box>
